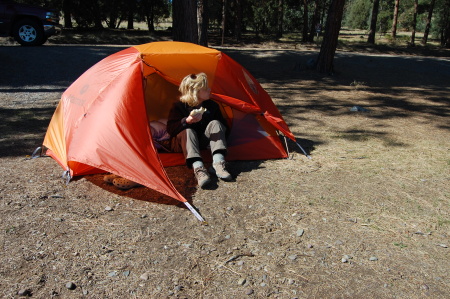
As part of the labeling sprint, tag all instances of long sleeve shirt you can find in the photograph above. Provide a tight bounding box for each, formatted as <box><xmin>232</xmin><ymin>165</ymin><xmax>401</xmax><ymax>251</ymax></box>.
<box><xmin>166</xmin><ymin>99</ymin><xmax>228</xmax><ymax>138</ymax></box>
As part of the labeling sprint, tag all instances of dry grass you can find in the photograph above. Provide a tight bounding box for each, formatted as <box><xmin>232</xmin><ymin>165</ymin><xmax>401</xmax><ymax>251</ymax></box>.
<box><xmin>0</xmin><ymin>33</ymin><xmax>449</xmax><ymax>298</ymax></box>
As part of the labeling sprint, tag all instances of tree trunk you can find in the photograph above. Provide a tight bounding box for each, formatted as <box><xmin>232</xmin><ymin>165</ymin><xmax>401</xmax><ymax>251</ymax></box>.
<box><xmin>302</xmin><ymin>0</ymin><xmax>309</xmax><ymax>42</ymax></box>
<box><xmin>422</xmin><ymin>0</ymin><xmax>435</xmax><ymax>45</ymax></box>
<box><xmin>276</xmin><ymin>0</ymin><xmax>284</xmax><ymax>39</ymax></box>
<box><xmin>410</xmin><ymin>0</ymin><xmax>418</xmax><ymax>46</ymax></box>
<box><xmin>221</xmin><ymin>0</ymin><xmax>227</xmax><ymax>45</ymax></box>
<box><xmin>92</xmin><ymin>0</ymin><xmax>103</xmax><ymax>29</ymax></box>
<box><xmin>391</xmin><ymin>0</ymin><xmax>400</xmax><ymax>38</ymax></box>
<box><xmin>127</xmin><ymin>0</ymin><xmax>136</xmax><ymax>30</ymax></box>
<box><xmin>445</xmin><ymin>14</ymin><xmax>450</xmax><ymax>48</ymax></box>
<box><xmin>440</xmin><ymin>0</ymin><xmax>450</xmax><ymax>47</ymax></box>
<box><xmin>62</xmin><ymin>0</ymin><xmax>72</xmax><ymax>28</ymax></box>
<box><xmin>198</xmin><ymin>0</ymin><xmax>209</xmax><ymax>46</ymax></box>
<box><xmin>172</xmin><ymin>0</ymin><xmax>198</xmax><ymax>43</ymax></box>
<box><xmin>235</xmin><ymin>0</ymin><xmax>243</xmax><ymax>42</ymax></box>
<box><xmin>316</xmin><ymin>0</ymin><xmax>345</xmax><ymax>74</ymax></box>
<box><xmin>367</xmin><ymin>0</ymin><xmax>380</xmax><ymax>44</ymax></box>
<box><xmin>308</xmin><ymin>0</ymin><xmax>321</xmax><ymax>42</ymax></box>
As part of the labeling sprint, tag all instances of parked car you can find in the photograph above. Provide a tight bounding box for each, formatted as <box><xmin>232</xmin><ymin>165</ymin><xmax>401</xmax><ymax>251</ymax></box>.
<box><xmin>0</xmin><ymin>0</ymin><xmax>61</xmax><ymax>46</ymax></box>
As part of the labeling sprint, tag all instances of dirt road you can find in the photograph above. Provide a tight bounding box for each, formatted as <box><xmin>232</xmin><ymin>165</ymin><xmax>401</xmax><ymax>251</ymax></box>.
<box><xmin>1</xmin><ymin>43</ymin><xmax>449</xmax><ymax>298</ymax></box>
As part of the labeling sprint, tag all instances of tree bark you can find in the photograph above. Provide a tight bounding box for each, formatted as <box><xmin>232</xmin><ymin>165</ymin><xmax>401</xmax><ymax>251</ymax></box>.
<box><xmin>62</xmin><ymin>0</ymin><xmax>72</xmax><ymax>28</ymax></box>
<box><xmin>422</xmin><ymin>0</ymin><xmax>436</xmax><ymax>45</ymax></box>
<box><xmin>308</xmin><ymin>0</ymin><xmax>321</xmax><ymax>42</ymax></box>
<box><xmin>108</xmin><ymin>0</ymin><xmax>119</xmax><ymax>29</ymax></box>
<box><xmin>172</xmin><ymin>0</ymin><xmax>198</xmax><ymax>43</ymax></box>
<box><xmin>316</xmin><ymin>0</ymin><xmax>345</xmax><ymax>74</ymax></box>
<box><xmin>391</xmin><ymin>0</ymin><xmax>400</xmax><ymax>38</ymax></box>
<box><xmin>440</xmin><ymin>0</ymin><xmax>450</xmax><ymax>47</ymax></box>
<box><xmin>127</xmin><ymin>0</ymin><xmax>136</xmax><ymax>30</ymax></box>
<box><xmin>198</xmin><ymin>0</ymin><xmax>209</xmax><ymax>46</ymax></box>
<box><xmin>235</xmin><ymin>0</ymin><xmax>243</xmax><ymax>42</ymax></box>
<box><xmin>221</xmin><ymin>0</ymin><xmax>227</xmax><ymax>45</ymax></box>
<box><xmin>302</xmin><ymin>0</ymin><xmax>309</xmax><ymax>42</ymax></box>
<box><xmin>367</xmin><ymin>0</ymin><xmax>380</xmax><ymax>44</ymax></box>
<box><xmin>410</xmin><ymin>0</ymin><xmax>418</xmax><ymax>46</ymax></box>
<box><xmin>276</xmin><ymin>0</ymin><xmax>284</xmax><ymax>39</ymax></box>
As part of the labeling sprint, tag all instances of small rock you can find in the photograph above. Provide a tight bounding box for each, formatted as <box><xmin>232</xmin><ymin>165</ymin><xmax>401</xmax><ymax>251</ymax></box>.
<box><xmin>341</xmin><ymin>257</ymin><xmax>348</xmax><ymax>263</ymax></box>
<box><xmin>421</xmin><ymin>284</ymin><xmax>429</xmax><ymax>290</ymax></box>
<box><xmin>245</xmin><ymin>289</ymin><xmax>254</xmax><ymax>295</ymax></box>
<box><xmin>123</xmin><ymin>270</ymin><xmax>130</xmax><ymax>277</ymax></box>
<box><xmin>140</xmin><ymin>273</ymin><xmax>149</xmax><ymax>280</ymax></box>
<box><xmin>108</xmin><ymin>271</ymin><xmax>117</xmax><ymax>277</ymax></box>
<box><xmin>18</xmin><ymin>289</ymin><xmax>32</xmax><ymax>297</ymax></box>
<box><xmin>174</xmin><ymin>285</ymin><xmax>183</xmax><ymax>291</ymax></box>
<box><xmin>105</xmin><ymin>206</ymin><xmax>113</xmax><ymax>211</ymax></box>
<box><xmin>50</xmin><ymin>290</ymin><xmax>59</xmax><ymax>296</ymax></box>
<box><xmin>288</xmin><ymin>254</ymin><xmax>298</xmax><ymax>261</ymax></box>
<box><xmin>65</xmin><ymin>282</ymin><xmax>76</xmax><ymax>290</ymax></box>
<box><xmin>437</xmin><ymin>244</ymin><xmax>448</xmax><ymax>248</ymax></box>
<box><xmin>260</xmin><ymin>282</ymin><xmax>267</xmax><ymax>287</ymax></box>
<box><xmin>307</xmin><ymin>244</ymin><xmax>313</xmax><ymax>248</ymax></box>
<box><xmin>296</xmin><ymin>229</ymin><xmax>304</xmax><ymax>237</ymax></box>
<box><xmin>369</xmin><ymin>256</ymin><xmax>378</xmax><ymax>261</ymax></box>
<box><xmin>238</xmin><ymin>278</ymin><xmax>246</xmax><ymax>285</ymax></box>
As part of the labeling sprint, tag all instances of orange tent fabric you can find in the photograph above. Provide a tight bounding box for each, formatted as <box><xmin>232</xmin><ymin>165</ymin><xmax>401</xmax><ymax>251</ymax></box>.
<box><xmin>43</xmin><ymin>41</ymin><xmax>295</xmax><ymax>219</ymax></box>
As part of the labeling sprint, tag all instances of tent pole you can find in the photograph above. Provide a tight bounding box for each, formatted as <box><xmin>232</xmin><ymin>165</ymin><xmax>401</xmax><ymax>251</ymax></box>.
<box><xmin>184</xmin><ymin>202</ymin><xmax>205</xmax><ymax>222</ymax></box>
<box><xmin>283</xmin><ymin>135</ymin><xmax>291</xmax><ymax>159</ymax></box>
<box><xmin>296</xmin><ymin>141</ymin><xmax>312</xmax><ymax>159</ymax></box>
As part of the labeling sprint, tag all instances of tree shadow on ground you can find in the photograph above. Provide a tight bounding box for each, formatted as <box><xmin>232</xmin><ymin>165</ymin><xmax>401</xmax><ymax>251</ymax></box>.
<box><xmin>0</xmin><ymin>107</ymin><xmax>55</xmax><ymax>157</ymax></box>
<box><xmin>222</xmin><ymin>48</ymin><xmax>450</xmax><ymax>130</ymax></box>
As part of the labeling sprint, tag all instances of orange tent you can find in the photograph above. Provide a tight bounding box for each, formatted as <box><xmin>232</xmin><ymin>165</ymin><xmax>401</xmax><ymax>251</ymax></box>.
<box><xmin>43</xmin><ymin>41</ymin><xmax>296</xmax><ymax>221</ymax></box>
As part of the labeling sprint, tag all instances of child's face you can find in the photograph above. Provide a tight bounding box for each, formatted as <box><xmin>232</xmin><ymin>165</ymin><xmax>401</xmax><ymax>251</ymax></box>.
<box><xmin>198</xmin><ymin>87</ymin><xmax>211</xmax><ymax>102</ymax></box>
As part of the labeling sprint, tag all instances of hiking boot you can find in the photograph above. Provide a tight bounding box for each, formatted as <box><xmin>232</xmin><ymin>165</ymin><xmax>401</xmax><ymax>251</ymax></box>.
<box><xmin>212</xmin><ymin>161</ymin><xmax>232</xmax><ymax>181</ymax></box>
<box><xmin>194</xmin><ymin>166</ymin><xmax>211</xmax><ymax>188</ymax></box>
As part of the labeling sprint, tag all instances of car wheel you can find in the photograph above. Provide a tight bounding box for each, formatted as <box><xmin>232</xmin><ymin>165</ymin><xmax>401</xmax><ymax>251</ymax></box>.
<box><xmin>13</xmin><ymin>18</ymin><xmax>45</xmax><ymax>46</ymax></box>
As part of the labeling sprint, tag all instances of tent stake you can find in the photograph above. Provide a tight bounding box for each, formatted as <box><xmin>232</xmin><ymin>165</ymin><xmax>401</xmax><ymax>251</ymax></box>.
<box><xmin>184</xmin><ymin>202</ymin><xmax>205</xmax><ymax>222</ymax></box>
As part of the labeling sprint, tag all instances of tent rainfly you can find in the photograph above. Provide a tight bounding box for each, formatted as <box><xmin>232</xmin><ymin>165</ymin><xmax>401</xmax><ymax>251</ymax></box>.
<box><xmin>40</xmin><ymin>41</ymin><xmax>308</xmax><ymax>221</ymax></box>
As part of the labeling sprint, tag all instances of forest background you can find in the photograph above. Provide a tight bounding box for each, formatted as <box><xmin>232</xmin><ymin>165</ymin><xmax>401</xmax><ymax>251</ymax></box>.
<box><xmin>13</xmin><ymin>0</ymin><xmax>450</xmax><ymax>51</ymax></box>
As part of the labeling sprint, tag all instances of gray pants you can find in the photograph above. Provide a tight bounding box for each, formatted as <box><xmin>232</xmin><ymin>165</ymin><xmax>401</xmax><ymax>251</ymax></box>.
<box><xmin>171</xmin><ymin>120</ymin><xmax>227</xmax><ymax>165</ymax></box>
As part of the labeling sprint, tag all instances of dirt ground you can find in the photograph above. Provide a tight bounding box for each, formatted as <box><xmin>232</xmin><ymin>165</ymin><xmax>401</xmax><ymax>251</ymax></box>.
<box><xmin>0</xmin><ymin>33</ymin><xmax>449</xmax><ymax>298</ymax></box>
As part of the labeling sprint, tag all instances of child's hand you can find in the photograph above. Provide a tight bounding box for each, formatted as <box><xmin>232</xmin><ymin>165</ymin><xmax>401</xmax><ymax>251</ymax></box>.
<box><xmin>187</xmin><ymin>107</ymin><xmax>207</xmax><ymax>124</ymax></box>
<box><xmin>186</xmin><ymin>113</ymin><xmax>202</xmax><ymax>124</ymax></box>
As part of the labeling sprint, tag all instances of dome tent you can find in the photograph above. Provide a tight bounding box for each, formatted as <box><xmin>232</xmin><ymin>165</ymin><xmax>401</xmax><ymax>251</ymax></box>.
<box><xmin>42</xmin><ymin>41</ymin><xmax>298</xmax><ymax>221</ymax></box>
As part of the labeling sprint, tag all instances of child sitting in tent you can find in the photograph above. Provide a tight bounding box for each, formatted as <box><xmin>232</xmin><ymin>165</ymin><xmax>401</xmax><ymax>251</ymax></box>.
<box><xmin>167</xmin><ymin>72</ymin><xmax>232</xmax><ymax>188</ymax></box>
<box><xmin>104</xmin><ymin>72</ymin><xmax>232</xmax><ymax>190</ymax></box>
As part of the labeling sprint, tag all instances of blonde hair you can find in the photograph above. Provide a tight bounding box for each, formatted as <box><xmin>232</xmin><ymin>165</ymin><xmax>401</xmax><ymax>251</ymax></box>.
<box><xmin>179</xmin><ymin>72</ymin><xmax>209</xmax><ymax>107</ymax></box>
